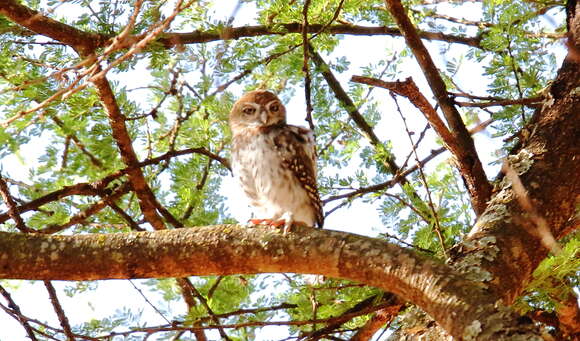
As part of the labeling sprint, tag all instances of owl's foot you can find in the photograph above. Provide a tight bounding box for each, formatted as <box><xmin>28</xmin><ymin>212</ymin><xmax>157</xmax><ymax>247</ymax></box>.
<box><xmin>248</xmin><ymin>219</ymin><xmax>284</xmax><ymax>230</ymax></box>
<box><xmin>248</xmin><ymin>217</ymin><xmax>292</xmax><ymax>234</ymax></box>
<box><xmin>249</xmin><ymin>218</ymin><xmax>273</xmax><ymax>226</ymax></box>
<box><xmin>257</xmin><ymin>219</ymin><xmax>289</xmax><ymax>233</ymax></box>
<box><xmin>248</xmin><ymin>217</ymin><xmax>307</xmax><ymax>235</ymax></box>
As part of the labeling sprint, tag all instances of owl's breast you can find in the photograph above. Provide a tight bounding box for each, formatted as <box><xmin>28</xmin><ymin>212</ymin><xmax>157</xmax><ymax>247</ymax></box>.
<box><xmin>232</xmin><ymin>133</ymin><xmax>286</xmax><ymax>187</ymax></box>
<box><xmin>232</xmin><ymin>133</ymin><xmax>305</xmax><ymax>202</ymax></box>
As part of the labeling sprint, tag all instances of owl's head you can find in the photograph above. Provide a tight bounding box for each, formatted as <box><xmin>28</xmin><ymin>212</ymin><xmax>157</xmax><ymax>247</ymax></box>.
<box><xmin>229</xmin><ymin>90</ymin><xmax>286</xmax><ymax>132</ymax></box>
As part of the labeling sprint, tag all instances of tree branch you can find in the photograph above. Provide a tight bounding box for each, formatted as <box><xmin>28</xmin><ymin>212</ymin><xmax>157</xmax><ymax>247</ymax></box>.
<box><xmin>379</xmin><ymin>1</ymin><xmax>493</xmax><ymax>215</ymax></box>
<box><xmin>91</xmin><ymin>71</ymin><xmax>166</xmax><ymax>230</ymax></box>
<box><xmin>0</xmin><ymin>176</ymin><xmax>34</xmax><ymax>233</ymax></box>
<box><xmin>0</xmin><ymin>225</ymin><xmax>541</xmax><ymax>340</ymax></box>
<box><xmin>160</xmin><ymin>23</ymin><xmax>482</xmax><ymax>48</ymax></box>
<box><xmin>308</xmin><ymin>46</ymin><xmax>399</xmax><ymax>172</ymax></box>
<box><xmin>43</xmin><ymin>281</ymin><xmax>75</xmax><ymax>341</ymax></box>
<box><xmin>454</xmin><ymin>96</ymin><xmax>544</xmax><ymax>108</ymax></box>
<box><xmin>0</xmin><ymin>285</ymin><xmax>38</xmax><ymax>341</ymax></box>
<box><xmin>0</xmin><ymin>0</ymin><xmax>106</xmax><ymax>55</ymax></box>
<box><xmin>449</xmin><ymin>45</ymin><xmax>580</xmax><ymax>305</ymax></box>
<box><xmin>350</xmin><ymin>293</ymin><xmax>404</xmax><ymax>341</ymax></box>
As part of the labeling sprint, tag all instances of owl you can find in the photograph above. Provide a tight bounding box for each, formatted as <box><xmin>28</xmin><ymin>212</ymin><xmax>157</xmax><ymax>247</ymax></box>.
<box><xmin>229</xmin><ymin>90</ymin><xmax>324</xmax><ymax>233</ymax></box>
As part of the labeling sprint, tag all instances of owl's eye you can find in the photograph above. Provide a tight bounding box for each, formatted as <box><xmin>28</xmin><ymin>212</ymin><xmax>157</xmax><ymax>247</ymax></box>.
<box><xmin>242</xmin><ymin>107</ymin><xmax>256</xmax><ymax>115</ymax></box>
<box><xmin>270</xmin><ymin>104</ymin><xmax>279</xmax><ymax>112</ymax></box>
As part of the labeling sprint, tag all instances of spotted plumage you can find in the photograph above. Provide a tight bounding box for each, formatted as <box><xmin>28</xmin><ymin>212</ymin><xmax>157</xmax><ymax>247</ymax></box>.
<box><xmin>229</xmin><ymin>90</ymin><xmax>323</xmax><ymax>230</ymax></box>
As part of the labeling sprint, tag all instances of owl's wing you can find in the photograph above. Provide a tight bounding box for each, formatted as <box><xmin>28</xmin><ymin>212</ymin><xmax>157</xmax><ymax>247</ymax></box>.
<box><xmin>273</xmin><ymin>125</ymin><xmax>324</xmax><ymax>228</ymax></box>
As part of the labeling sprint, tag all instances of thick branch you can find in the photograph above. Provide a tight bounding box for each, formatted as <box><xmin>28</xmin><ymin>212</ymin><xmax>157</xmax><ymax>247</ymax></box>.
<box><xmin>383</xmin><ymin>0</ymin><xmax>492</xmax><ymax>215</ymax></box>
<box><xmin>0</xmin><ymin>225</ymin><xmax>539</xmax><ymax>340</ymax></box>
<box><xmin>0</xmin><ymin>0</ymin><xmax>106</xmax><ymax>55</ymax></box>
<box><xmin>451</xmin><ymin>45</ymin><xmax>580</xmax><ymax>304</ymax></box>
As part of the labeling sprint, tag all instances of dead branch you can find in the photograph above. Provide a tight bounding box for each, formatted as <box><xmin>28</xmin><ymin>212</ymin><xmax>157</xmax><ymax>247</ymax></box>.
<box><xmin>501</xmin><ymin>161</ymin><xmax>560</xmax><ymax>253</ymax></box>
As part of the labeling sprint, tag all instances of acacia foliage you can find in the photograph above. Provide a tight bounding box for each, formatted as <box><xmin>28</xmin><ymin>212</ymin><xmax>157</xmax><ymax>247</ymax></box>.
<box><xmin>0</xmin><ymin>0</ymin><xmax>576</xmax><ymax>340</ymax></box>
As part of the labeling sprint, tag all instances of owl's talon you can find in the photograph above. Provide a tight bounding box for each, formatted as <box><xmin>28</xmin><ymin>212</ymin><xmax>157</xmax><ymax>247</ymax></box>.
<box><xmin>283</xmin><ymin>222</ymin><xmax>292</xmax><ymax>235</ymax></box>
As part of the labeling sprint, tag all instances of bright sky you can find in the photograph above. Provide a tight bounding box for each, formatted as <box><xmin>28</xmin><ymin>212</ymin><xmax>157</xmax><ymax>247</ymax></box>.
<box><xmin>0</xmin><ymin>0</ymin><xmax>567</xmax><ymax>340</ymax></box>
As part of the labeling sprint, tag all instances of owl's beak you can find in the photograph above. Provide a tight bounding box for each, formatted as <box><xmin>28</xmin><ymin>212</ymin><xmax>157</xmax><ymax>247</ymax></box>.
<box><xmin>259</xmin><ymin>110</ymin><xmax>269</xmax><ymax>125</ymax></box>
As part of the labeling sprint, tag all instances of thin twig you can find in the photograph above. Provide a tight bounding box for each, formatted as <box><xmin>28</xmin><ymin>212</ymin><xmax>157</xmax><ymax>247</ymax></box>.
<box><xmin>179</xmin><ymin>278</ymin><xmax>232</xmax><ymax>341</ymax></box>
<box><xmin>61</xmin><ymin>136</ymin><xmax>71</xmax><ymax>170</ymax></box>
<box><xmin>391</xmin><ymin>93</ymin><xmax>447</xmax><ymax>257</ymax></box>
<box><xmin>323</xmin><ymin>117</ymin><xmax>493</xmax><ymax>207</ymax></box>
<box><xmin>308</xmin><ymin>46</ymin><xmax>399</xmax><ymax>173</ymax></box>
<box><xmin>0</xmin><ymin>300</ymin><xmax>100</xmax><ymax>341</ymax></box>
<box><xmin>506</xmin><ymin>38</ymin><xmax>527</xmax><ymax>122</ymax></box>
<box><xmin>104</xmin><ymin>299</ymin><xmax>398</xmax><ymax>337</ymax></box>
<box><xmin>0</xmin><ymin>147</ymin><xmax>229</xmax><ymax>225</ymax></box>
<box><xmin>129</xmin><ymin>280</ymin><xmax>171</xmax><ymax>324</ymax></box>
<box><xmin>51</xmin><ymin>115</ymin><xmax>104</xmax><ymax>168</ymax></box>
<box><xmin>37</xmin><ymin>182</ymin><xmax>132</xmax><ymax>234</ymax></box>
<box><xmin>0</xmin><ymin>175</ymin><xmax>33</xmax><ymax>232</ymax></box>
<box><xmin>302</xmin><ymin>0</ymin><xmax>314</xmax><ymax>130</ymax></box>
<box><xmin>0</xmin><ymin>285</ymin><xmax>38</xmax><ymax>341</ymax></box>
<box><xmin>105</xmin><ymin>201</ymin><xmax>144</xmax><ymax>231</ymax></box>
